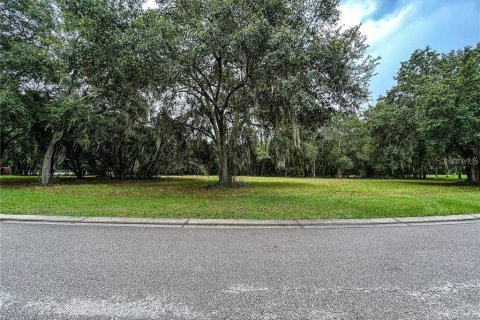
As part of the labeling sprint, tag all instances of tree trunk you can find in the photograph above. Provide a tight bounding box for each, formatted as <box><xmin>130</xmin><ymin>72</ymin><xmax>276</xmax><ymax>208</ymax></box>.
<box><xmin>41</xmin><ymin>141</ymin><xmax>56</xmax><ymax>185</ymax></box>
<box><xmin>218</xmin><ymin>144</ymin><xmax>233</xmax><ymax>186</ymax></box>
<box><xmin>468</xmin><ymin>163</ymin><xmax>479</xmax><ymax>185</ymax></box>
<box><xmin>76</xmin><ymin>169</ymin><xmax>84</xmax><ymax>180</ymax></box>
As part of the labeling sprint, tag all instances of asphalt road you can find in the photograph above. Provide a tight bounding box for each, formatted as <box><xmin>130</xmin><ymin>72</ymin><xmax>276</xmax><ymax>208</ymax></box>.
<box><xmin>1</xmin><ymin>221</ymin><xmax>479</xmax><ymax>320</ymax></box>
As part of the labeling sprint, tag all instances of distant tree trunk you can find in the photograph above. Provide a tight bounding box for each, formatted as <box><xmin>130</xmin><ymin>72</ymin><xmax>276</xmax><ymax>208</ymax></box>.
<box><xmin>75</xmin><ymin>168</ymin><xmax>84</xmax><ymax>180</ymax></box>
<box><xmin>41</xmin><ymin>141</ymin><xmax>56</xmax><ymax>185</ymax></box>
<box><xmin>466</xmin><ymin>163</ymin><xmax>480</xmax><ymax>184</ymax></box>
<box><xmin>466</xmin><ymin>163</ymin><xmax>471</xmax><ymax>182</ymax></box>
<box><xmin>337</xmin><ymin>167</ymin><xmax>342</xmax><ymax>179</ymax></box>
<box><xmin>476</xmin><ymin>163</ymin><xmax>480</xmax><ymax>185</ymax></box>
<box><xmin>312</xmin><ymin>159</ymin><xmax>316</xmax><ymax>178</ymax></box>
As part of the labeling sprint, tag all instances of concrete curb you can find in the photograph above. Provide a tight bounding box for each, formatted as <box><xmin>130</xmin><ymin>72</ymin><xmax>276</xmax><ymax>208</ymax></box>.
<box><xmin>0</xmin><ymin>213</ymin><xmax>479</xmax><ymax>228</ymax></box>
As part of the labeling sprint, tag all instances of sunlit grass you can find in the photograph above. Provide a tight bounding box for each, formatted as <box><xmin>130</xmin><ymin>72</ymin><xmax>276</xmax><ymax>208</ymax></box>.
<box><xmin>0</xmin><ymin>175</ymin><xmax>478</xmax><ymax>219</ymax></box>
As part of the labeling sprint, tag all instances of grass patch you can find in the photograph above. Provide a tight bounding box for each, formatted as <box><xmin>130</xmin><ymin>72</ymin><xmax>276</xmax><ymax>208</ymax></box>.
<box><xmin>0</xmin><ymin>175</ymin><xmax>479</xmax><ymax>219</ymax></box>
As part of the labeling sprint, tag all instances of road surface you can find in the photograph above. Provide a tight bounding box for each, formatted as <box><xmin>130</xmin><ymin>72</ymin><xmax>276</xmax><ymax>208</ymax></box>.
<box><xmin>1</xmin><ymin>221</ymin><xmax>479</xmax><ymax>319</ymax></box>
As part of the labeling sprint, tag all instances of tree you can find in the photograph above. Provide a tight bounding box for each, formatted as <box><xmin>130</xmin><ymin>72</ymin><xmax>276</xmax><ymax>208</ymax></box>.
<box><xmin>417</xmin><ymin>45</ymin><xmax>480</xmax><ymax>184</ymax></box>
<box><xmin>0</xmin><ymin>0</ymin><xmax>54</xmax><ymax>161</ymax></box>
<box><xmin>320</xmin><ymin>113</ymin><xmax>370</xmax><ymax>178</ymax></box>
<box><xmin>366</xmin><ymin>44</ymin><xmax>480</xmax><ymax>183</ymax></box>
<box><xmin>0</xmin><ymin>0</ymin><xmax>76</xmax><ymax>184</ymax></box>
<box><xmin>60</xmin><ymin>0</ymin><xmax>169</xmax><ymax>179</ymax></box>
<box><xmin>367</xmin><ymin>48</ymin><xmax>439</xmax><ymax>179</ymax></box>
<box><xmin>150</xmin><ymin>0</ymin><xmax>377</xmax><ymax>185</ymax></box>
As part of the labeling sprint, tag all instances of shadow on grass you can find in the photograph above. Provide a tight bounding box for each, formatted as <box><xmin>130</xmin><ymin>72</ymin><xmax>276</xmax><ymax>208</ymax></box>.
<box><xmin>2</xmin><ymin>175</ymin><xmax>476</xmax><ymax>190</ymax></box>
<box><xmin>394</xmin><ymin>179</ymin><xmax>476</xmax><ymax>188</ymax></box>
<box><xmin>0</xmin><ymin>176</ymin><xmax>201</xmax><ymax>188</ymax></box>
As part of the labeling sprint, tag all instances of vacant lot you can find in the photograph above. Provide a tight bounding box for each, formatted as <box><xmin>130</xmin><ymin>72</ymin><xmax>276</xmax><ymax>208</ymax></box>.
<box><xmin>0</xmin><ymin>176</ymin><xmax>479</xmax><ymax>219</ymax></box>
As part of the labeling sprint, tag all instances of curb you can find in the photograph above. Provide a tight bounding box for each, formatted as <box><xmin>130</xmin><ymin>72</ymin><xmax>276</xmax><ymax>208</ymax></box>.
<box><xmin>0</xmin><ymin>213</ymin><xmax>479</xmax><ymax>228</ymax></box>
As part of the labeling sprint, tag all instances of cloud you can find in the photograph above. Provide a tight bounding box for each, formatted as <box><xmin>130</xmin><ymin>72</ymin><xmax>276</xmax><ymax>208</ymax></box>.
<box><xmin>366</xmin><ymin>0</ymin><xmax>480</xmax><ymax>101</ymax></box>
<box><xmin>339</xmin><ymin>0</ymin><xmax>416</xmax><ymax>45</ymax></box>
<box><xmin>360</xmin><ymin>4</ymin><xmax>415</xmax><ymax>45</ymax></box>
<box><xmin>339</xmin><ymin>0</ymin><xmax>377</xmax><ymax>28</ymax></box>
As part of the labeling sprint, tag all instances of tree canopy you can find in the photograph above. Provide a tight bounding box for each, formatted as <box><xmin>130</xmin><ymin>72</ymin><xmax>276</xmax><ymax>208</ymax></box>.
<box><xmin>1</xmin><ymin>0</ymin><xmax>478</xmax><ymax>185</ymax></box>
<box><xmin>367</xmin><ymin>45</ymin><xmax>480</xmax><ymax>183</ymax></box>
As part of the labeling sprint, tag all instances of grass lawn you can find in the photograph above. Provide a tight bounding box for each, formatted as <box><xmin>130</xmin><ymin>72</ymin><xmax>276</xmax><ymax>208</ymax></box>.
<box><xmin>0</xmin><ymin>175</ymin><xmax>479</xmax><ymax>219</ymax></box>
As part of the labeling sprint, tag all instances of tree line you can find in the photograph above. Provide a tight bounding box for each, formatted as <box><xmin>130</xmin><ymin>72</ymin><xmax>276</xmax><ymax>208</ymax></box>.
<box><xmin>1</xmin><ymin>0</ymin><xmax>478</xmax><ymax>185</ymax></box>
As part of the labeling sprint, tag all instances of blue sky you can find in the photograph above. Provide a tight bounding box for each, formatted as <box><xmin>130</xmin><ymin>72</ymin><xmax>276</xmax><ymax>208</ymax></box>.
<box><xmin>339</xmin><ymin>0</ymin><xmax>480</xmax><ymax>104</ymax></box>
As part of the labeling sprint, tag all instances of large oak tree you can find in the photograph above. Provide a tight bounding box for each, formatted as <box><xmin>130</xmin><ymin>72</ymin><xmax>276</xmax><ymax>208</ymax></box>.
<box><xmin>149</xmin><ymin>0</ymin><xmax>377</xmax><ymax>185</ymax></box>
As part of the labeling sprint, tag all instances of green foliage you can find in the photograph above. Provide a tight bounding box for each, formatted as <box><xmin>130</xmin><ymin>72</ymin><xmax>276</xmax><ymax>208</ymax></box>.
<box><xmin>1</xmin><ymin>0</ymin><xmax>477</xmax><ymax>187</ymax></box>
<box><xmin>0</xmin><ymin>0</ymin><xmax>58</xmax><ymax>159</ymax></box>
<box><xmin>319</xmin><ymin>113</ymin><xmax>371</xmax><ymax>177</ymax></box>
<box><xmin>146</xmin><ymin>0</ymin><xmax>376</xmax><ymax>184</ymax></box>
<box><xmin>367</xmin><ymin>44</ymin><xmax>480</xmax><ymax>183</ymax></box>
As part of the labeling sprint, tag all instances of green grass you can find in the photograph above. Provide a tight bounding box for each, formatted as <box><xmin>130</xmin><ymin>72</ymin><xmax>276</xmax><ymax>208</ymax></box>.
<box><xmin>0</xmin><ymin>175</ymin><xmax>479</xmax><ymax>219</ymax></box>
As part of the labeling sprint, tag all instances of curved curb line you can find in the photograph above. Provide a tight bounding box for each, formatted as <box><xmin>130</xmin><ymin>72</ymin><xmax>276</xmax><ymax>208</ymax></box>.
<box><xmin>0</xmin><ymin>213</ymin><xmax>479</xmax><ymax>228</ymax></box>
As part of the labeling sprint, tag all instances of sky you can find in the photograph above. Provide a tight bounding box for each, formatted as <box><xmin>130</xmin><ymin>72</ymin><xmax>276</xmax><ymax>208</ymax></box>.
<box><xmin>339</xmin><ymin>0</ymin><xmax>480</xmax><ymax>104</ymax></box>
